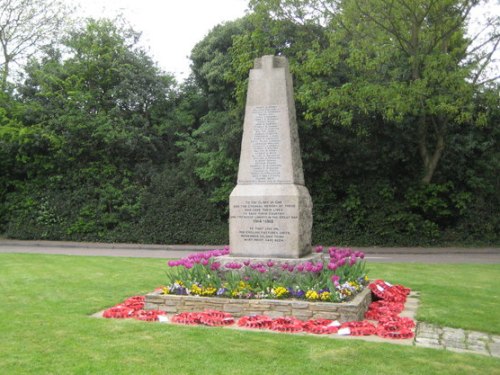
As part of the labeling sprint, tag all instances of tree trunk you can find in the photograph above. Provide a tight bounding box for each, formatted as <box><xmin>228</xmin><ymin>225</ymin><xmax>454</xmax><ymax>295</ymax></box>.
<box><xmin>418</xmin><ymin>117</ymin><xmax>445</xmax><ymax>184</ymax></box>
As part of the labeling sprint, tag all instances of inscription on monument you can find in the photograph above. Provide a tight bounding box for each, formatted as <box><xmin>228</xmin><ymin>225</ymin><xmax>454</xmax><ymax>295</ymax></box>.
<box><xmin>230</xmin><ymin>199</ymin><xmax>298</xmax><ymax>243</ymax></box>
<box><xmin>249</xmin><ymin>105</ymin><xmax>282</xmax><ymax>184</ymax></box>
<box><xmin>229</xmin><ymin>55</ymin><xmax>312</xmax><ymax>258</ymax></box>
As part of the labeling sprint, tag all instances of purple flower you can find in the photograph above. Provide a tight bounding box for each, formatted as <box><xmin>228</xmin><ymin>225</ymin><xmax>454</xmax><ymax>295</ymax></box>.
<box><xmin>296</xmin><ymin>264</ymin><xmax>305</xmax><ymax>272</ymax></box>
<box><xmin>201</xmin><ymin>259</ymin><xmax>209</xmax><ymax>266</ymax></box>
<box><xmin>167</xmin><ymin>260</ymin><xmax>178</xmax><ymax>267</ymax></box>
<box><xmin>243</xmin><ymin>260</ymin><xmax>251</xmax><ymax>266</ymax></box>
<box><xmin>337</xmin><ymin>258</ymin><xmax>346</xmax><ymax>267</ymax></box>
<box><xmin>315</xmin><ymin>245</ymin><xmax>324</xmax><ymax>253</ymax></box>
<box><xmin>266</xmin><ymin>260</ymin><xmax>275</xmax><ymax>268</ymax></box>
<box><xmin>184</xmin><ymin>262</ymin><xmax>194</xmax><ymax>269</ymax></box>
<box><xmin>294</xmin><ymin>290</ymin><xmax>305</xmax><ymax>298</ymax></box>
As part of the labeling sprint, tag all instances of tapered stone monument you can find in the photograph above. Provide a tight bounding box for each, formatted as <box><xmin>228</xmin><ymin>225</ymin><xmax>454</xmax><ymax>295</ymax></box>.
<box><xmin>229</xmin><ymin>55</ymin><xmax>313</xmax><ymax>259</ymax></box>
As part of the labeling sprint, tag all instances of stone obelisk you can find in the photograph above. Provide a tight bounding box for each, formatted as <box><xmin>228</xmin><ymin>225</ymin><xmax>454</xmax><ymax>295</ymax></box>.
<box><xmin>229</xmin><ymin>55</ymin><xmax>312</xmax><ymax>259</ymax></box>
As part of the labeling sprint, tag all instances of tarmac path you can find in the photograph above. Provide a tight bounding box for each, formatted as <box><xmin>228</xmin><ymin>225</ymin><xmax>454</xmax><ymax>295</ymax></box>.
<box><xmin>0</xmin><ymin>239</ymin><xmax>498</xmax><ymax>263</ymax></box>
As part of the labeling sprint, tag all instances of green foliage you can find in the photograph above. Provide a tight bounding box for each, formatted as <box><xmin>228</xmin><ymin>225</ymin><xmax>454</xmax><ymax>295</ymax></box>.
<box><xmin>1</xmin><ymin>8</ymin><xmax>499</xmax><ymax>246</ymax></box>
<box><xmin>2</xmin><ymin>18</ymin><xmax>232</xmax><ymax>244</ymax></box>
<box><xmin>139</xmin><ymin>167</ymin><xmax>227</xmax><ymax>244</ymax></box>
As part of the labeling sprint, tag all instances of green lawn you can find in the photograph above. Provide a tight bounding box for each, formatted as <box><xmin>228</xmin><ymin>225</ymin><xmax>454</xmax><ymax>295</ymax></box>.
<box><xmin>0</xmin><ymin>253</ymin><xmax>499</xmax><ymax>375</ymax></box>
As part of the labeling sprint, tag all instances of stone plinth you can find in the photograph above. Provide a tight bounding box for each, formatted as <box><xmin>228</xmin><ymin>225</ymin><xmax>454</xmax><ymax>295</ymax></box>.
<box><xmin>145</xmin><ymin>287</ymin><xmax>372</xmax><ymax>322</ymax></box>
<box><xmin>229</xmin><ymin>55</ymin><xmax>312</xmax><ymax>259</ymax></box>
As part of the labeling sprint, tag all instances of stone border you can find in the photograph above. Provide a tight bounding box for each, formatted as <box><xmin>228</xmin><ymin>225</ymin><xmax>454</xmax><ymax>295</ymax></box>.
<box><xmin>144</xmin><ymin>287</ymin><xmax>371</xmax><ymax>322</ymax></box>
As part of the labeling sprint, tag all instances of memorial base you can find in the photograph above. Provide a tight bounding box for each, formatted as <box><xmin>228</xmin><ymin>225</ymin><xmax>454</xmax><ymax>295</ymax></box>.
<box><xmin>145</xmin><ymin>287</ymin><xmax>372</xmax><ymax>322</ymax></box>
<box><xmin>229</xmin><ymin>184</ymin><xmax>312</xmax><ymax>259</ymax></box>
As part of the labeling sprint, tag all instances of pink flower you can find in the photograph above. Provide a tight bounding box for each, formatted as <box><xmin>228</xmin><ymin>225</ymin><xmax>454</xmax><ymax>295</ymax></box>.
<box><xmin>331</xmin><ymin>275</ymin><xmax>340</xmax><ymax>286</ymax></box>
<box><xmin>315</xmin><ymin>245</ymin><xmax>324</xmax><ymax>253</ymax></box>
<box><xmin>267</xmin><ymin>260</ymin><xmax>275</xmax><ymax>268</ymax></box>
<box><xmin>210</xmin><ymin>262</ymin><xmax>221</xmax><ymax>271</ymax></box>
<box><xmin>349</xmin><ymin>256</ymin><xmax>357</xmax><ymax>266</ymax></box>
<box><xmin>243</xmin><ymin>260</ymin><xmax>251</xmax><ymax>266</ymax></box>
<box><xmin>327</xmin><ymin>262</ymin><xmax>338</xmax><ymax>271</ymax></box>
<box><xmin>225</xmin><ymin>262</ymin><xmax>243</xmax><ymax>269</ymax></box>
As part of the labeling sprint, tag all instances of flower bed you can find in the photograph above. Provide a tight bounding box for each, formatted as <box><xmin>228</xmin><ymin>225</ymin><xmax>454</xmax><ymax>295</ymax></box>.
<box><xmin>144</xmin><ymin>246</ymin><xmax>372</xmax><ymax>321</ymax></box>
<box><xmin>162</xmin><ymin>246</ymin><xmax>368</xmax><ymax>303</ymax></box>
<box><xmin>104</xmin><ymin>280</ymin><xmax>415</xmax><ymax>340</ymax></box>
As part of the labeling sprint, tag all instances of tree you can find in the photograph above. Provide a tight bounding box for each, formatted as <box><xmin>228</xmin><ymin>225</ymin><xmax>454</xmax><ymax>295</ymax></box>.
<box><xmin>0</xmin><ymin>0</ymin><xmax>72</xmax><ymax>91</ymax></box>
<box><xmin>249</xmin><ymin>0</ymin><xmax>500</xmax><ymax>184</ymax></box>
<box><xmin>3</xmin><ymin>18</ymin><xmax>179</xmax><ymax>240</ymax></box>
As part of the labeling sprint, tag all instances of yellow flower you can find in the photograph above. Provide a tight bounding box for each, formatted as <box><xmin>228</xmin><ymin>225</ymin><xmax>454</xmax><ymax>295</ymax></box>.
<box><xmin>201</xmin><ymin>287</ymin><xmax>217</xmax><ymax>296</ymax></box>
<box><xmin>191</xmin><ymin>284</ymin><xmax>202</xmax><ymax>295</ymax></box>
<box><xmin>272</xmin><ymin>286</ymin><xmax>289</xmax><ymax>298</ymax></box>
<box><xmin>320</xmin><ymin>291</ymin><xmax>331</xmax><ymax>301</ymax></box>
<box><xmin>306</xmin><ymin>290</ymin><xmax>319</xmax><ymax>300</ymax></box>
<box><xmin>162</xmin><ymin>286</ymin><xmax>170</xmax><ymax>295</ymax></box>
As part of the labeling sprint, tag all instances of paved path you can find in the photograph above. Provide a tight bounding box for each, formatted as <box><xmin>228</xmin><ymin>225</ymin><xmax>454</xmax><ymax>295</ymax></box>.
<box><xmin>0</xmin><ymin>239</ymin><xmax>499</xmax><ymax>263</ymax></box>
<box><xmin>415</xmin><ymin>322</ymin><xmax>500</xmax><ymax>358</ymax></box>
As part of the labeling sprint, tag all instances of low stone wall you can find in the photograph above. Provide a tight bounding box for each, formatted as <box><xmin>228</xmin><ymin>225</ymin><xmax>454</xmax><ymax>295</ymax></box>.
<box><xmin>145</xmin><ymin>287</ymin><xmax>371</xmax><ymax>322</ymax></box>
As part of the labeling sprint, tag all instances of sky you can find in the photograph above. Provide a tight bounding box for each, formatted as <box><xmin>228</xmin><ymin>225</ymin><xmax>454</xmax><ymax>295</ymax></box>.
<box><xmin>64</xmin><ymin>0</ymin><xmax>498</xmax><ymax>83</ymax></box>
<box><xmin>66</xmin><ymin>0</ymin><xmax>249</xmax><ymax>80</ymax></box>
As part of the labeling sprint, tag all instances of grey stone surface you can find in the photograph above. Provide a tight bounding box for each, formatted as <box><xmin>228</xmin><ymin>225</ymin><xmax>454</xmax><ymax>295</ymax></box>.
<box><xmin>415</xmin><ymin>322</ymin><xmax>442</xmax><ymax>341</ymax></box>
<box><xmin>489</xmin><ymin>335</ymin><xmax>500</xmax><ymax>357</ymax></box>
<box><xmin>442</xmin><ymin>327</ymin><xmax>467</xmax><ymax>350</ymax></box>
<box><xmin>413</xmin><ymin>322</ymin><xmax>500</xmax><ymax>358</ymax></box>
<box><xmin>465</xmin><ymin>331</ymin><xmax>490</xmax><ymax>355</ymax></box>
<box><xmin>229</xmin><ymin>55</ymin><xmax>312</xmax><ymax>259</ymax></box>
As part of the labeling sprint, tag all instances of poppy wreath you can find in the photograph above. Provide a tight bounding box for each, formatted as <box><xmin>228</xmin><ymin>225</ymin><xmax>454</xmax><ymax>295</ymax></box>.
<box><xmin>376</xmin><ymin>319</ymin><xmax>415</xmax><ymax>340</ymax></box>
<box><xmin>102</xmin><ymin>306</ymin><xmax>135</xmax><ymax>319</ymax></box>
<box><xmin>303</xmin><ymin>319</ymin><xmax>339</xmax><ymax>334</ymax></box>
<box><xmin>171</xmin><ymin>312</ymin><xmax>203</xmax><ymax>325</ymax></box>
<box><xmin>364</xmin><ymin>300</ymin><xmax>405</xmax><ymax>320</ymax></box>
<box><xmin>122</xmin><ymin>296</ymin><xmax>145</xmax><ymax>310</ymax></box>
<box><xmin>270</xmin><ymin>317</ymin><xmax>304</xmax><ymax>333</ymax></box>
<box><xmin>134</xmin><ymin>309</ymin><xmax>166</xmax><ymax>321</ymax></box>
<box><xmin>238</xmin><ymin>315</ymin><xmax>274</xmax><ymax>329</ymax></box>
<box><xmin>198</xmin><ymin>310</ymin><xmax>235</xmax><ymax>326</ymax></box>
<box><xmin>340</xmin><ymin>321</ymin><xmax>378</xmax><ymax>336</ymax></box>
<box><xmin>369</xmin><ymin>280</ymin><xmax>410</xmax><ymax>303</ymax></box>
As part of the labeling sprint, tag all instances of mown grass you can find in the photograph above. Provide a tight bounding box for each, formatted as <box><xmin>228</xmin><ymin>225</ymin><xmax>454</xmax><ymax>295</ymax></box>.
<box><xmin>0</xmin><ymin>253</ymin><xmax>499</xmax><ymax>375</ymax></box>
<box><xmin>369</xmin><ymin>263</ymin><xmax>500</xmax><ymax>334</ymax></box>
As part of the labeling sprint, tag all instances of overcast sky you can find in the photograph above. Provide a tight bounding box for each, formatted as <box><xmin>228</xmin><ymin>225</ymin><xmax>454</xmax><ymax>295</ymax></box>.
<box><xmin>66</xmin><ymin>0</ymin><xmax>248</xmax><ymax>80</ymax></box>
<box><xmin>65</xmin><ymin>0</ymin><xmax>498</xmax><ymax>83</ymax></box>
